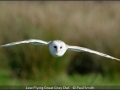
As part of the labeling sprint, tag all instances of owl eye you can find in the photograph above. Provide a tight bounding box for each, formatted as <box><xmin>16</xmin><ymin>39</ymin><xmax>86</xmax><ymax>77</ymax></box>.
<box><xmin>54</xmin><ymin>46</ymin><xmax>57</xmax><ymax>49</ymax></box>
<box><xmin>60</xmin><ymin>46</ymin><xmax>62</xmax><ymax>49</ymax></box>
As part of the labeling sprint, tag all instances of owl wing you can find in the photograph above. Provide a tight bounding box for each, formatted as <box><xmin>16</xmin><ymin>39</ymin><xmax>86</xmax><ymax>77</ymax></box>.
<box><xmin>68</xmin><ymin>45</ymin><xmax>120</xmax><ymax>61</ymax></box>
<box><xmin>0</xmin><ymin>39</ymin><xmax>49</xmax><ymax>47</ymax></box>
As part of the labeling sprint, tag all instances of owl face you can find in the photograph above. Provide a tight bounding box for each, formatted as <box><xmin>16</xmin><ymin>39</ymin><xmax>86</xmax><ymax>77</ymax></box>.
<box><xmin>49</xmin><ymin>40</ymin><xmax>67</xmax><ymax>57</ymax></box>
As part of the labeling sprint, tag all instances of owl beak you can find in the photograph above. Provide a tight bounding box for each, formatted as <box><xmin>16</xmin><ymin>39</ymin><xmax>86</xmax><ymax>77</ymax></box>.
<box><xmin>56</xmin><ymin>49</ymin><xmax>58</xmax><ymax>52</ymax></box>
<box><xmin>55</xmin><ymin>48</ymin><xmax>59</xmax><ymax>52</ymax></box>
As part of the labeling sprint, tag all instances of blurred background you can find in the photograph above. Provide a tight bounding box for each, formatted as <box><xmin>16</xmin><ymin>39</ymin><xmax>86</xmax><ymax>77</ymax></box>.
<box><xmin>0</xmin><ymin>1</ymin><xmax>120</xmax><ymax>87</ymax></box>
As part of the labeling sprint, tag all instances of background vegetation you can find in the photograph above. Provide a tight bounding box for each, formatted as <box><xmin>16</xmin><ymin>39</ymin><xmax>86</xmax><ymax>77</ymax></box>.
<box><xmin>0</xmin><ymin>1</ymin><xmax>120</xmax><ymax>87</ymax></box>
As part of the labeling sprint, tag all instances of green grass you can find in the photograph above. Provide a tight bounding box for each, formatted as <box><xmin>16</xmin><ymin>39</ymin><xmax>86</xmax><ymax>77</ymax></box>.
<box><xmin>0</xmin><ymin>69</ymin><xmax>120</xmax><ymax>86</ymax></box>
<box><xmin>0</xmin><ymin>2</ymin><xmax>120</xmax><ymax>88</ymax></box>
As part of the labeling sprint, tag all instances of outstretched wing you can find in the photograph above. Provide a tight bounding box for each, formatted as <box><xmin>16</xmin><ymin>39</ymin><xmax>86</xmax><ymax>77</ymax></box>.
<box><xmin>68</xmin><ymin>45</ymin><xmax>120</xmax><ymax>61</ymax></box>
<box><xmin>0</xmin><ymin>39</ymin><xmax>49</xmax><ymax>47</ymax></box>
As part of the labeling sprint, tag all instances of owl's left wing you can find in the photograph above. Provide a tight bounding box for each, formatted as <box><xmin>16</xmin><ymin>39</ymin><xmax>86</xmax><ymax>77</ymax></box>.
<box><xmin>0</xmin><ymin>39</ymin><xmax>49</xmax><ymax>47</ymax></box>
<box><xmin>68</xmin><ymin>45</ymin><xmax>120</xmax><ymax>61</ymax></box>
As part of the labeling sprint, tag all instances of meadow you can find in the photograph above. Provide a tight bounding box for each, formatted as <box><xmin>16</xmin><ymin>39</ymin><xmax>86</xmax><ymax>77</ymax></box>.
<box><xmin>0</xmin><ymin>1</ymin><xmax>120</xmax><ymax>88</ymax></box>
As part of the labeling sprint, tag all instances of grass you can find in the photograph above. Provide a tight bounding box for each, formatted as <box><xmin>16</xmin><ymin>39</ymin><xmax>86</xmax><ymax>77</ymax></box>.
<box><xmin>0</xmin><ymin>1</ymin><xmax>120</xmax><ymax>86</ymax></box>
<box><xmin>0</xmin><ymin>69</ymin><xmax>120</xmax><ymax>87</ymax></box>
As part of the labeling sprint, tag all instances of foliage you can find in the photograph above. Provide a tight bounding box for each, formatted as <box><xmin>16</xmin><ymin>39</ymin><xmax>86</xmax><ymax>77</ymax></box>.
<box><xmin>0</xmin><ymin>2</ymin><xmax>120</xmax><ymax>81</ymax></box>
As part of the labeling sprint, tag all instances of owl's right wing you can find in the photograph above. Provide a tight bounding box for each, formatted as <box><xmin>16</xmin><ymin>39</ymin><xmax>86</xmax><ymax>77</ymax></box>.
<box><xmin>68</xmin><ymin>45</ymin><xmax>120</xmax><ymax>61</ymax></box>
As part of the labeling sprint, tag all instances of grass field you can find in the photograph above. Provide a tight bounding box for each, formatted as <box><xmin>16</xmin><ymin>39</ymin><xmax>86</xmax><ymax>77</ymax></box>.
<box><xmin>0</xmin><ymin>1</ymin><xmax>120</xmax><ymax>88</ymax></box>
<box><xmin>0</xmin><ymin>69</ymin><xmax>120</xmax><ymax>87</ymax></box>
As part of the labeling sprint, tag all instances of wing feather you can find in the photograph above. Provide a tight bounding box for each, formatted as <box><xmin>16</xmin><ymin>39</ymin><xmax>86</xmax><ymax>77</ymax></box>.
<box><xmin>0</xmin><ymin>39</ymin><xmax>49</xmax><ymax>47</ymax></box>
<box><xmin>68</xmin><ymin>45</ymin><xmax>120</xmax><ymax>61</ymax></box>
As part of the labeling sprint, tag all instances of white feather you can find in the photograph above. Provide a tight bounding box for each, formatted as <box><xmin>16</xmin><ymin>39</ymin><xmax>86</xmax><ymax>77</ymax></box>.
<box><xmin>68</xmin><ymin>45</ymin><xmax>120</xmax><ymax>61</ymax></box>
<box><xmin>0</xmin><ymin>39</ymin><xmax>120</xmax><ymax>61</ymax></box>
<box><xmin>0</xmin><ymin>39</ymin><xmax>49</xmax><ymax>47</ymax></box>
